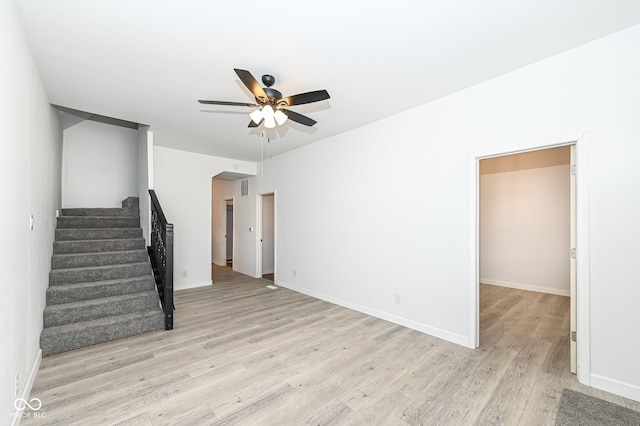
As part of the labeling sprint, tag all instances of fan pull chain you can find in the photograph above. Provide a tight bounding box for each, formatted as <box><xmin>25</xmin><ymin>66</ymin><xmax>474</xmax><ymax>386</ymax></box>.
<box><xmin>261</xmin><ymin>131</ymin><xmax>265</xmax><ymax>176</ymax></box>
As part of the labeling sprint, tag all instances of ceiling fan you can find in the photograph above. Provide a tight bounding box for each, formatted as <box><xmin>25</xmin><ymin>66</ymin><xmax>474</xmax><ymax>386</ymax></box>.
<box><xmin>198</xmin><ymin>69</ymin><xmax>330</xmax><ymax>128</ymax></box>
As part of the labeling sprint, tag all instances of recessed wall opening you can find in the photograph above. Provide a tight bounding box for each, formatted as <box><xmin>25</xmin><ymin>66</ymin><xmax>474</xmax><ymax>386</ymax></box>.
<box><xmin>478</xmin><ymin>144</ymin><xmax>577</xmax><ymax>376</ymax></box>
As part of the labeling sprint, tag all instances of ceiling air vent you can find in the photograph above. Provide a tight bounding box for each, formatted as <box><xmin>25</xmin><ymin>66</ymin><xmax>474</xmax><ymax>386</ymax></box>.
<box><xmin>241</xmin><ymin>180</ymin><xmax>249</xmax><ymax>197</ymax></box>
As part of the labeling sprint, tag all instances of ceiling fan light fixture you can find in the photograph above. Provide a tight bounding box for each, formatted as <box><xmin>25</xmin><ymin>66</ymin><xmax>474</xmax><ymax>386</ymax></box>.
<box><xmin>249</xmin><ymin>109</ymin><xmax>263</xmax><ymax>125</ymax></box>
<box><xmin>261</xmin><ymin>105</ymin><xmax>276</xmax><ymax>128</ymax></box>
<box><xmin>199</xmin><ymin>68</ymin><xmax>330</xmax><ymax>129</ymax></box>
<box><xmin>264</xmin><ymin>116</ymin><xmax>276</xmax><ymax>128</ymax></box>
<box><xmin>262</xmin><ymin>104</ymin><xmax>274</xmax><ymax>119</ymax></box>
<box><xmin>274</xmin><ymin>109</ymin><xmax>288</xmax><ymax>125</ymax></box>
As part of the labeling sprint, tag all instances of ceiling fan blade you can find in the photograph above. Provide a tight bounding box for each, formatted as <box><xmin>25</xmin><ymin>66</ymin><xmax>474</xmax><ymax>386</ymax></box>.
<box><xmin>282</xmin><ymin>109</ymin><xmax>317</xmax><ymax>126</ymax></box>
<box><xmin>248</xmin><ymin>118</ymin><xmax>262</xmax><ymax>128</ymax></box>
<box><xmin>281</xmin><ymin>90</ymin><xmax>330</xmax><ymax>107</ymax></box>
<box><xmin>198</xmin><ymin>100</ymin><xmax>257</xmax><ymax>107</ymax></box>
<box><xmin>234</xmin><ymin>68</ymin><xmax>268</xmax><ymax>103</ymax></box>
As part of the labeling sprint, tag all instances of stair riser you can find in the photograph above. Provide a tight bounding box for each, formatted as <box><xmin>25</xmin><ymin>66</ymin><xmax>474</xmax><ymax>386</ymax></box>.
<box><xmin>49</xmin><ymin>263</ymin><xmax>152</xmax><ymax>285</ymax></box>
<box><xmin>52</xmin><ymin>250</ymin><xmax>149</xmax><ymax>269</ymax></box>
<box><xmin>47</xmin><ymin>278</ymin><xmax>156</xmax><ymax>305</ymax></box>
<box><xmin>54</xmin><ymin>239</ymin><xmax>145</xmax><ymax>254</ymax></box>
<box><xmin>44</xmin><ymin>292</ymin><xmax>160</xmax><ymax>327</ymax></box>
<box><xmin>57</xmin><ymin>217</ymin><xmax>140</xmax><ymax>229</ymax></box>
<box><xmin>40</xmin><ymin>311</ymin><xmax>164</xmax><ymax>356</ymax></box>
<box><xmin>56</xmin><ymin>228</ymin><xmax>142</xmax><ymax>241</ymax></box>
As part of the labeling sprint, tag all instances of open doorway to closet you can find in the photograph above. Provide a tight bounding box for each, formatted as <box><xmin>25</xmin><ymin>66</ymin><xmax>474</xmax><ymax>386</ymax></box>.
<box><xmin>258</xmin><ymin>193</ymin><xmax>275</xmax><ymax>281</ymax></box>
<box><xmin>478</xmin><ymin>145</ymin><xmax>576</xmax><ymax>374</ymax></box>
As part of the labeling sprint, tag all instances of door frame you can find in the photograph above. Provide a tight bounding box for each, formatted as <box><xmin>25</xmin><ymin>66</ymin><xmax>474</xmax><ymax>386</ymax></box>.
<box><xmin>468</xmin><ymin>132</ymin><xmax>590</xmax><ymax>384</ymax></box>
<box><xmin>223</xmin><ymin>198</ymin><xmax>234</xmax><ymax>267</ymax></box>
<box><xmin>255</xmin><ymin>192</ymin><xmax>276</xmax><ymax>279</ymax></box>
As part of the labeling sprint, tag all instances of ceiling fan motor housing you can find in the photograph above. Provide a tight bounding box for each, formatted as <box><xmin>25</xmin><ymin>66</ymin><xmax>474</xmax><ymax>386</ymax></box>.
<box><xmin>260</xmin><ymin>75</ymin><xmax>283</xmax><ymax>104</ymax></box>
<box><xmin>262</xmin><ymin>87</ymin><xmax>283</xmax><ymax>103</ymax></box>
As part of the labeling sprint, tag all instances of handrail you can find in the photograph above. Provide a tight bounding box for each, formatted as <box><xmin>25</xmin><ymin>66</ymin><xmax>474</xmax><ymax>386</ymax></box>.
<box><xmin>148</xmin><ymin>189</ymin><xmax>174</xmax><ymax>330</ymax></box>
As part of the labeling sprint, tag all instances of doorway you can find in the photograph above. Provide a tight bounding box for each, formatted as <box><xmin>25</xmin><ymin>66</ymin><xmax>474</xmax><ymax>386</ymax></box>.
<box><xmin>257</xmin><ymin>193</ymin><xmax>275</xmax><ymax>281</ymax></box>
<box><xmin>225</xmin><ymin>199</ymin><xmax>234</xmax><ymax>268</ymax></box>
<box><xmin>474</xmin><ymin>141</ymin><xmax>581</xmax><ymax>376</ymax></box>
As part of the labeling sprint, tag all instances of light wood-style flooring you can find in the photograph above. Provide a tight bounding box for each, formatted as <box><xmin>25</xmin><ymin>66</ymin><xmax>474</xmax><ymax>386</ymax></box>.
<box><xmin>22</xmin><ymin>267</ymin><xmax>639</xmax><ymax>425</ymax></box>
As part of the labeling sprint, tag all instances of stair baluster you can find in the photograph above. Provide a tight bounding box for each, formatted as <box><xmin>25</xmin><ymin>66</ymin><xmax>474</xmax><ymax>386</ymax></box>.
<box><xmin>148</xmin><ymin>190</ymin><xmax>174</xmax><ymax>330</ymax></box>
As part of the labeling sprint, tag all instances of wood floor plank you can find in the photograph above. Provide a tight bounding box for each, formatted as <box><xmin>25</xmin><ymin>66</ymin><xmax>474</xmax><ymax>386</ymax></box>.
<box><xmin>21</xmin><ymin>270</ymin><xmax>639</xmax><ymax>425</ymax></box>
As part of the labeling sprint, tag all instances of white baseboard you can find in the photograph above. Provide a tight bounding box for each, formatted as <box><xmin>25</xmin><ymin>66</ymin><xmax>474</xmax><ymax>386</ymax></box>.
<box><xmin>275</xmin><ymin>279</ymin><xmax>470</xmax><ymax>348</ymax></box>
<box><xmin>11</xmin><ymin>349</ymin><xmax>42</xmax><ymax>426</ymax></box>
<box><xmin>174</xmin><ymin>280</ymin><xmax>212</xmax><ymax>291</ymax></box>
<box><xmin>591</xmin><ymin>374</ymin><xmax>640</xmax><ymax>403</ymax></box>
<box><xmin>480</xmin><ymin>278</ymin><xmax>570</xmax><ymax>297</ymax></box>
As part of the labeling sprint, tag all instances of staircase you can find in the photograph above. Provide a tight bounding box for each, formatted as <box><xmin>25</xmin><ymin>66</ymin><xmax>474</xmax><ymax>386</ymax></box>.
<box><xmin>40</xmin><ymin>197</ymin><xmax>165</xmax><ymax>356</ymax></box>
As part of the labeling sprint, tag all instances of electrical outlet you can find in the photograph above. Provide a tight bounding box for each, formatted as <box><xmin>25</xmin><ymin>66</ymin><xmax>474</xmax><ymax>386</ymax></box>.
<box><xmin>394</xmin><ymin>293</ymin><xmax>401</xmax><ymax>304</ymax></box>
<box><xmin>293</xmin><ymin>269</ymin><xmax>297</xmax><ymax>277</ymax></box>
<box><xmin>181</xmin><ymin>270</ymin><xmax>187</xmax><ymax>278</ymax></box>
<box><xmin>15</xmin><ymin>373</ymin><xmax>19</xmax><ymax>397</ymax></box>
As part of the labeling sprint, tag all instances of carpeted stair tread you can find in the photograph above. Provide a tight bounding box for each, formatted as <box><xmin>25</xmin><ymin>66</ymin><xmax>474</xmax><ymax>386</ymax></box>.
<box><xmin>49</xmin><ymin>262</ymin><xmax>152</xmax><ymax>285</ymax></box>
<box><xmin>57</xmin><ymin>216</ymin><xmax>140</xmax><ymax>229</ymax></box>
<box><xmin>54</xmin><ymin>238</ymin><xmax>145</xmax><ymax>254</ymax></box>
<box><xmin>61</xmin><ymin>207</ymin><xmax>139</xmax><ymax>217</ymax></box>
<box><xmin>51</xmin><ymin>249</ymin><xmax>149</xmax><ymax>269</ymax></box>
<box><xmin>46</xmin><ymin>276</ymin><xmax>156</xmax><ymax>305</ymax></box>
<box><xmin>44</xmin><ymin>291</ymin><xmax>161</xmax><ymax>327</ymax></box>
<box><xmin>55</xmin><ymin>228</ymin><xmax>142</xmax><ymax>241</ymax></box>
<box><xmin>40</xmin><ymin>309</ymin><xmax>164</xmax><ymax>356</ymax></box>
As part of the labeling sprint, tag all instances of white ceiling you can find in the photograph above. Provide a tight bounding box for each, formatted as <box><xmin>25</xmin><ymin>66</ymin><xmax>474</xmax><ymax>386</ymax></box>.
<box><xmin>13</xmin><ymin>0</ymin><xmax>640</xmax><ymax>162</ymax></box>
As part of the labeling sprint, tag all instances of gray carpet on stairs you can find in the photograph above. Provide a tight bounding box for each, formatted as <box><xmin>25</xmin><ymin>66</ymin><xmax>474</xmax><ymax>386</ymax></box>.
<box><xmin>555</xmin><ymin>388</ymin><xmax>640</xmax><ymax>425</ymax></box>
<box><xmin>40</xmin><ymin>197</ymin><xmax>165</xmax><ymax>356</ymax></box>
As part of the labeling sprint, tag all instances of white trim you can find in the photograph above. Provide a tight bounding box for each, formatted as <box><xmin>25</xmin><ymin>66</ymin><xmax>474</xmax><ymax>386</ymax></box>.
<box><xmin>10</xmin><ymin>349</ymin><xmax>42</xmax><ymax>426</ymax></box>
<box><xmin>146</xmin><ymin>129</ymin><xmax>154</xmax><ymax>189</ymax></box>
<box><xmin>254</xmin><ymin>194</ymin><xmax>263</xmax><ymax>278</ymax></box>
<box><xmin>590</xmin><ymin>374</ymin><xmax>640</xmax><ymax>403</ymax></box>
<box><xmin>480</xmin><ymin>279</ymin><xmax>570</xmax><ymax>297</ymax></box>
<box><xmin>174</xmin><ymin>280</ymin><xmax>212</xmax><ymax>291</ymax></box>
<box><xmin>277</xmin><ymin>279</ymin><xmax>469</xmax><ymax>347</ymax></box>
<box><xmin>273</xmin><ymin>190</ymin><xmax>277</xmax><ymax>283</ymax></box>
<box><xmin>468</xmin><ymin>155</ymin><xmax>479</xmax><ymax>348</ymax></box>
<box><xmin>574</xmin><ymin>133</ymin><xmax>591</xmax><ymax>386</ymax></box>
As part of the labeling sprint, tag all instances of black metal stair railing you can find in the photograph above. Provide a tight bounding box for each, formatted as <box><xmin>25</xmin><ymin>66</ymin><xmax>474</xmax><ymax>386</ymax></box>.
<box><xmin>148</xmin><ymin>190</ymin><xmax>174</xmax><ymax>330</ymax></box>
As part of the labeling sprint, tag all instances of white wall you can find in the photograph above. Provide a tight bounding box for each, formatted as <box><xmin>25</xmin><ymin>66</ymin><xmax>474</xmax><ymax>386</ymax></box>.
<box><xmin>0</xmin><ymin>0</ymin><xmax>63</xmax><ymax>421</ymax></box>
<box><xmin>153</xmin><ymin>147</ymin><xmax>256</xmax><ymax>290</ymax></box>
<box><xmin>137</xmin><ymin>126</ymin><xmax>153</xmax><ymax>244</ymax></box>
<box><xmin>250</xmin><ymin>24</ymin><xmax>640</xmax><ymax>401</ymax></box>
<box><xmin>62</xmin><ymin>119</ymin><xmax>138</xmax><ymax>208</ymax></box>
<box><xmin>480</xmin><ymin>164</ymin><xmax>570</xmax><ymax>295</ymax></box>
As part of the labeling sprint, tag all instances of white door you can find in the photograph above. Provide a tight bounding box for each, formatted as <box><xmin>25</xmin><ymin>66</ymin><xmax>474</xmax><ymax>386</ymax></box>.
<box><xmin>261</xmin><ymin>194</ymin><xmax>275</xmax><ymax>275</ymax></box>
<box><xmin>570</xmin><ymin>145</ymin><xmax>577</xmax><ymax>374</ymax></box>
